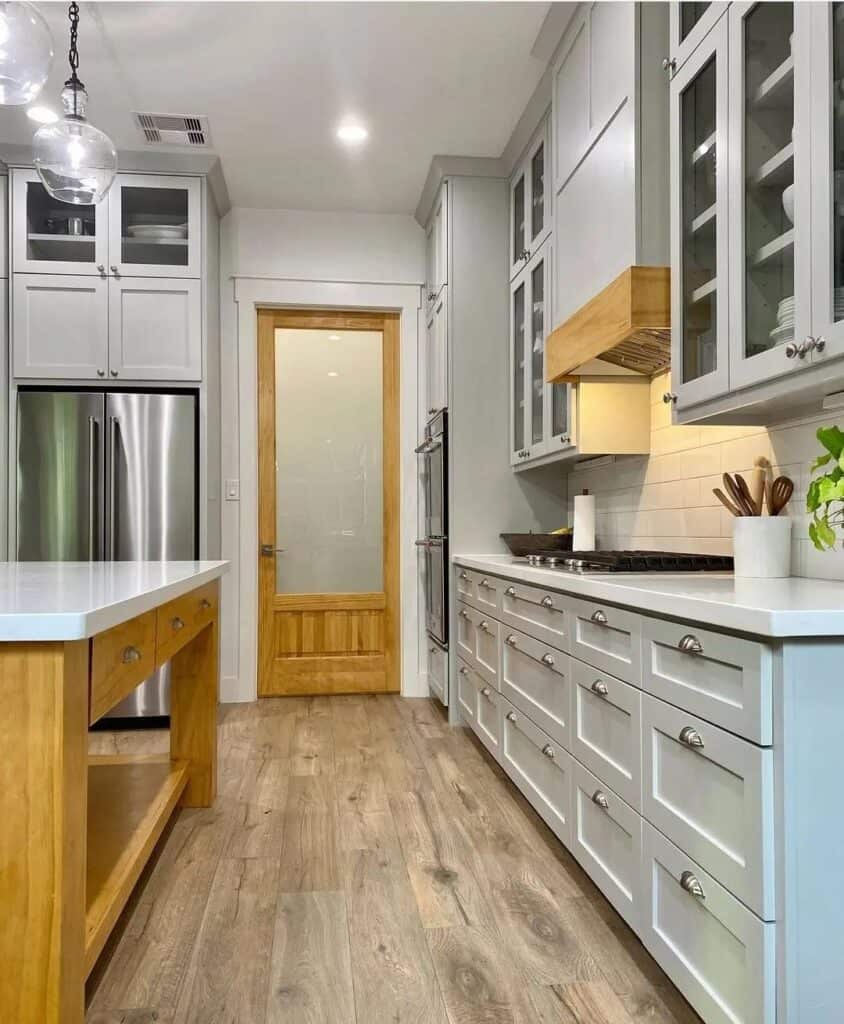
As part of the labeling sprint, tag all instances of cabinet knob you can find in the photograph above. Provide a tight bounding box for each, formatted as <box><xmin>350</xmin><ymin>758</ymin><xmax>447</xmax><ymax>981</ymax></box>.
<box><xmin>479</xmin><ymin>578</ymin><xmax>489</xmax><ymax>588</ymax></box>
<box><xmin>679</xmin><ymin>725</ymin><xmax>705</xmax><ymax>749</ymax></box>
<box><xmin>518</xmin><ymin>248</ymin><xmax>531</xmax><ymax>262</ymax></box>
<box><xmin>662</xmin><ymin>56</ymin><xmax>677</xmax><ymax>73</ymax></box>
<box><xmin>460</xmin><ymin>571</ymin><xmax>469</xmax><ymax>580</ymax></box>
<box><xmin>459</xmin><ymin>666</ymin><xmax>468</xmax><ymax>676</ymax></box>
<box><xmin>199</xmin><ymin>598</ymin><xmax>212</xmax><ymax>610</ymax></box>
<box><xmin>479</xmin><ymin>620</ymin><xmax>490</xmax><ymax>632</ymax></box>
<box><xmin>560</xmin><ymin>434</ymin><xmax>571</xmax><ymax>444</ymax></box>
<box><xmin>505</xmin><ymin>634</ymin><xmax>517</xmax><ymax>647</ymax></box>
<box><xmin>110</xmin><ymin>265</ymin><xmax>120</xmax><ymax>277</ymax></box>
<box><xmin>481</xmin><ymin>686</ymin><xmax>491</xmax><ymax>698</ymax></box>
<box><xmin>121</xmin><ymin>645</ymin><xmax>142</xmax><ymax>664</ymax></box>
<box><xmin>110</xmin><ymin>369</ymin><xmax>118</xmax><ymax>377</ymax></box>
<box><xmin>541</xmin><ymin>743</ymin><xmax>555</xmax><ymax>759</ymax></box>
<box><xmin>815</xmin><ymin>336</ymin><xmax>827</xmax><ymax>353</ymax></box>
<box><xmin>97</xmin><ymin>369</ymin><xmax>105</xmax><ymax>377</ymax></box>
<box><xmin>427</xmin><ymin>291</ymin><xmax>436</xmax><ymax>301</ymax></box>
<box><xmin>541</xmin><ymin>652</ymin><xmax>555</xmax><ymax>667</ymax></box>
<box><xmin>541</xmin><ymin>595</ymin><xmax>554</xmax><ymax>609</ymax></box>
<box><xmin>591</xmin><ymin>679</ymin><xmax>609</xmax><ymax>697</ymax></box>
<box><xmin>506</xmin><ymin>710</ymin><xmax>517</xmax><ymax>722</ymax></box>
<box><xmin>785</xmin><ymin>341</ymin><xmax>800</xmax><ymax>359</ymax></box>
<box><xmin>504</xmin><ymin>586</ymin><xmax>516</xmax><ymax>598</ymax></box>
<box><xmin>459</xmin><ymin>609</ymin><xmax>469</xmax><ymax>619</ymax></box>
<box><xmin>171</xmin><ymin>616</ymin><xmax>185</xmax><ymax>631</ymax></box>
<box><xmin>678</xmin><ymin>633</ymin><xmax>703</xmax><ymax>654</ymax></box>
<box><xmin>592</xmin><ymin>790</ymin><xmax>609</xmax><ymax>810</ymax></box>
<box><xmin>590</xmin><ymin>609</ymin><xmax>608</xmax><ymax>625</ymax></box>
<box><xmin>680</xmin><ymin>870</ymin><xmax>705</xmax><ymax>900</ymax></box>
<box><xmin>97</xmin><ymin>263</ymin><xmax>106</xmax><ymax>278</ymax></box>
<box><xmin>662</xmin><ymin>392</ymin><xmax>678</xmax><ymax>404</ymax></box>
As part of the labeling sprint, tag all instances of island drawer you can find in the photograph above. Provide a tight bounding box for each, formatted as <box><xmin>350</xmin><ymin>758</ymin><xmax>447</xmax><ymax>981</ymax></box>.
<box><xmin>500</xmin><ymin>579</ymin><xmax>569</xmax><ymax>650</ymax></box>
<box><xmin>455</xmin><ymin>566</ymin><xmax>502</xmax><ymax>615</ymax></box>
<box><xmin>156</xmin><ymin>581</ymin><xmax>218</xmax><ymax>665</ymax></box>
<box><xmin>90</xmin><ymin>610</ymin><xmax>157</xmax><ymax>724</ymax></box>
<box><xmin>456</xmin><ymin>601</ymin><xmax>499</xmax><ymax>688</ymax></box>
<box><xmin>500</xmin><ymin>694</ymin><xmax>573</xmax><ymax>847</ymax></box>
<box><xmin>641</xmin><ymin>618</ymin><xmax>773</xmax><ymax>745</ymax></box>
<box><xmin>571</xmin><ymin>659</ymin><xmax>642</xmax><ymax>811</ymax></box>
<box><xmin>641</xmin><ymin>822</ymin><xmax>775</xmax><ymax>1024</ymax></box>
<box><xmin>642</xmin><ymin>694</ymin><xmax>774</xmax><ymax>920</ymax></box>
<box><xmin>500</xmin><ymin>626</ymin><xmax>572</xmax><ymax>749</ymax></box>
<box><xmin>569</xmin><ymin>597</ymin><xmax>641</xmax><ymax>685</ymax></box>
<box><xmin>571</xmin><ymin>759</ymin><xmax>642</xmax><ymax>932</ymax></box>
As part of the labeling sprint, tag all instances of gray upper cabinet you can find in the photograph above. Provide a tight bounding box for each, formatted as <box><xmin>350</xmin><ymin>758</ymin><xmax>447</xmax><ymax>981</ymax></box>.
<box><xmin>510</xmin><ymin>118</ymin><xmax>550</xmax><ymax>281</ymax></box>
<box><xmin>425</xmin><ymin>182</ymin><xmax>447</xmax><ymax>311</ymax></box>
<box><xmin>668</xmin><ymin>2</ymin><xmax>729</xmax><ymax>74</ymax></box>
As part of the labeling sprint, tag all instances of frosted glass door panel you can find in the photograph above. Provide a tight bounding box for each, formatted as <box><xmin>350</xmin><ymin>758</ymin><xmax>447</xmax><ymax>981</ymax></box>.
<box><xmin>275</xmin><ymin>328</ymin><xmax>383</xmax><ymax>593</ymax></box>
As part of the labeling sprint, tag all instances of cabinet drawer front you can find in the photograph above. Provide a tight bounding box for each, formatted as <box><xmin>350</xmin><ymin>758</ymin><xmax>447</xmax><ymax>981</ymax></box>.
<box><xmin>474</xmin><ymin>679</ymin><xmax>501</xmax><ymax>760</ymax></box>
<box><xmin>500</xmin><ymin>695</ymin><xmax>572</xmax><ymax>846</ymax></box>
<box><xmin>569</xmin><ymin>598</ymin><xmax>641</xmax><ymax>684</ymax></box>
<box><xmin>427</xmin><ymin>642</ymin><xmax>447</xmax><ymax>705</ymax></box>
<box><xmin>641</xmin><ymin>823</ymin><xmax>775</xmax><ymax>1024</ymax></box>
<box><xmin>642</xmin><ymin>695</ymin><xmax>774</xmax><ymax>920</ymax></box>
<box><xmin>90</xmin><ymin>610</ymin><xmax>157</xmax><ymax>724</ymax></box>
<box><xmin>474</xmin><ymin>613</ymin><xmax>500</xmax><ymax>687</ymax></box>
<box><xmin>156</xmin><ymin>582</ymin><xmax>218</xmax><ymax>665</ymax></box>
<box><xmin>642</xmin><ymin>618</ymin><xmax>772</xmax><ymax>744</ymax></box>
<box><xmin>456</xmin><ymin>602</ymin><xmax>478</xmax><ymax>669</ymax></box>
<box><xmin>500</xmin><ymin>580</ymin><xmax>569</xmax><ymax>650</ymax></box>
<box><xmin>571</xmin><ymin>760</ymin><xmax>642</xmax><ymax>931</ymax></box>
<box><xmin>500</xmin><ymin>626</ymin><xmax>571</xmax><ymax>748</ymax></box>
<box><xmin>455</xmin><ymin>567</ymin><xmax>502</xmax><ymax>615</ymax></box>
<box><xmin>457</xmin><ymin>660</ymin><xmax>476</xmax><ymax>724</ymax></box>
<box><xmin>571</xmin><ymin>659</ymin><xmax>642</xmax><ymax>811</ymax></box>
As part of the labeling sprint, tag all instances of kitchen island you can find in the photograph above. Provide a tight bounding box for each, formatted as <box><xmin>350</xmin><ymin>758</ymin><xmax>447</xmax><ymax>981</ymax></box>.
<box><xmin>0</xmin><ymin>560</ymin><xmax>227</xmax><ymax>1024</ymax></box>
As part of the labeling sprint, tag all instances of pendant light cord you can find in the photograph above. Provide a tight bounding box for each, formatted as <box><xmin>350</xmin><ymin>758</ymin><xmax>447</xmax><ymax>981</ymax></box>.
<box><xmin>66</xmin><ymin>1</ymin><xmax>82</xmax><ymax>115</ymax></box>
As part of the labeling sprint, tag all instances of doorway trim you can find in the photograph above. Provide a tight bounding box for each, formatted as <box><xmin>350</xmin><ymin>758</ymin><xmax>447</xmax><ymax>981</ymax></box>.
<box><xmin>222</xmin><ymin>277</ymin><xmax>424</xmax><ymax>702</ymax></box>
<box><xmin>256</xmin><ymin>307</ymin><xmax>400</xmax><ymax>695</ymax></box>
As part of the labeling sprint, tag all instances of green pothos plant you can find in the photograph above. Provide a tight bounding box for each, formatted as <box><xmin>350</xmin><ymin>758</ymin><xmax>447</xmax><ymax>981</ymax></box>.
<box><xmin>807</xmin><ymin>425</ymin><xmax>844</xmax><ymax>550</ymax></box>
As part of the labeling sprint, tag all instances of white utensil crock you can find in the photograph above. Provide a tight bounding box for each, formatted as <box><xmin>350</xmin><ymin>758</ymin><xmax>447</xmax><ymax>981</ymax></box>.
<box><xmin>732</xmin><ymin>516</ymin><xmax>792</xmax><ymax>579</ymax></box>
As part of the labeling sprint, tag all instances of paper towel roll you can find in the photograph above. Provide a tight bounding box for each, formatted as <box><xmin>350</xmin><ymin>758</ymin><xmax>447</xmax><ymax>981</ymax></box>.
<box><xmin>573</xmin><ymin>492</ymin><xmax>596</xmax><ymax>551</ymax></box>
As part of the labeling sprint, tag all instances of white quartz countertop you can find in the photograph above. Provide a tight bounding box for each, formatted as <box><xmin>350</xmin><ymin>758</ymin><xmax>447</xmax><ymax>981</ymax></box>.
<box><xmin>454</xmin><ymin>554</ymin><xmax>844</xmax><ymax>638</ymax></box>
<box><xmin>0</xmin><ymin>561</ymin><xmax>229</xmax><ymax>640</ymax></box>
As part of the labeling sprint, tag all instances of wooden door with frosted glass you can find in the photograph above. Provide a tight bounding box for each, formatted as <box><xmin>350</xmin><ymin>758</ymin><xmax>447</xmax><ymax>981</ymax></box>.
<box><xmin>257</xmin><ymin>309</ymin><xmax>400</xmax><ymax>695</ymax></box>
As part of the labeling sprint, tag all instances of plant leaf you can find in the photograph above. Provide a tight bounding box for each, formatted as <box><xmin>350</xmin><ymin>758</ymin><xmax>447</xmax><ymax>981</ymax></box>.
<box><xmin>818</xmin><ymin>476</ymin><xmax>844</xmax><ymax>504</ymax></box>
<box><xmin>816</xmin><ymin>425</ymin><xmax>844</xmax><ymax>459</ymax></box>
<box><xmin>812</xmin><ymin>514</ymin><xmax>837</xmax><ymax>550</ymax></box>
<box><xmin>812</xmin><ymin>452</ymin><xmax>833</xmax><ymax>473</ymax></box>
<box><xmin>807</xmin><ymin>478</ymin><xmax>822</xmax><ymax>512</ymax></box>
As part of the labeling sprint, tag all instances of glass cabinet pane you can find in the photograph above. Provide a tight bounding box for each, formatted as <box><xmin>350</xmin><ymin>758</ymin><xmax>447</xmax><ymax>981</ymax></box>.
<box><xmin>120</xmin><ymin>185</ymin><xmax>190</xmax><ymax>269</ymax></box>
<box><xmin>25</xmin><ymin>180</ymin><xmax>97</xmax><ymax>264</ymax></box>
<box><xmin>531</xmin><ymin>142</ymin><xmax>545</xmax><ymax>241</ymax></box>
<box><xmin>530</xmin><ymin>259</ymin><xmax>545</xmax><ymax>445</ymax></box>
<box><xmin>552</xmin><ymin>384</ymin><xmax>569</xmax><ymax>440</ymax></box>
<box><xmin>681</xmin><ymin>2</ymin><xmax>712</xmax><ymax>43</ymax></box>
<box><xmin>742</xmin><ymin>3</ymin><xmax>794</xmax><ymax>360</ymax></box>
<box><xmin>513</xmin><ymin>281</ymin><xmax>525</xmax><ymax>453</ymax></box>
<box><xmin>831</xmin><ymin>2</ymin><xmax>844</xmax><ymax>324</ymax></box>
<box><xmin>680</xmin><ymin>54</ymin><xmax>719</xmax><ymax>383</ymax></box>
<box><xmin>513</xmin><ymin>175</ymin><xmax>525</xmax><ymax>261</ymax></box>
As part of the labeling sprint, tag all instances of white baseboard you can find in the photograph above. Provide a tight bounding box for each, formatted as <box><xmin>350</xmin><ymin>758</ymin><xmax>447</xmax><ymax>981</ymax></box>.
<box><xmin>219</xmin><ymin>674</ymin><xmax>252</xmax><ymax>704</ymax></box>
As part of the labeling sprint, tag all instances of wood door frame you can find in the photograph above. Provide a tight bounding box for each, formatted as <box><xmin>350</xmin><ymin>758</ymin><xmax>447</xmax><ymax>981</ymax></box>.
<box><xmin>256</xmin><ymin>308</ymin><xmax>400</xmax><ymax>695</ymax></box>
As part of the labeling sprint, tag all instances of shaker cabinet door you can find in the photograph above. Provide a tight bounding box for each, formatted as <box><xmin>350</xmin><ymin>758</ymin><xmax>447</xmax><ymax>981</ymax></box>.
<box><xmin>108</xmin><ymin>277</ymin><xmax>202</xmax><ymax>381</ymax></box>
<box><xmin>13</xmin><ymin>274</ymin><xmax>109</xmax><ymax>379</ymax></box>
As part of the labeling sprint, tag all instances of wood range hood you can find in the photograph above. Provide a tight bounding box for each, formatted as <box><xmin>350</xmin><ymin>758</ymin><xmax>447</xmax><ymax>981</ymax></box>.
<box><xmin>545</xmin><ymin>266</ymin><xmax>671</xmax><ymax>382</ymax></box>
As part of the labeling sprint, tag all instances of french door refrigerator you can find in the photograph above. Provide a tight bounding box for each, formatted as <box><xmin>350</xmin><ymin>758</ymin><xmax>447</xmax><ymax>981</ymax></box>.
<box><xmin>16</xmin><ymin>390</ymin><xmax>197</xmax><ymax>718</ymax></box>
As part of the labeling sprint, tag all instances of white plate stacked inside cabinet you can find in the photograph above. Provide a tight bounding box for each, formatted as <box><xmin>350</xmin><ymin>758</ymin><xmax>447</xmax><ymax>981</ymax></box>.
<box><xmin>500</xmin><ymin>578</ymin><xmax>570</xmax><ymax>650</ymax></box>
<box><xmin>500</xmin><ymin>694</ymin><xmax>573</xmax><ymax>847</ymax></box>
<box><xmin>500</xmin><ymin>625</ymin><xmax>572</xmax><ymax>749</ymax></box>
<box><xmin>569</xmin><ymin>597</ymin><xmax>642</xmax><ymax>685</ymax></box>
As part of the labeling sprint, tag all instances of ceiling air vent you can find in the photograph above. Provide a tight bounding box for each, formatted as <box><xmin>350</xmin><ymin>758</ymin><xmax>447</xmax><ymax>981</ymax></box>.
<box><xmin>133</xmin><ymin>112</ymin><xmax>211</xmax><ymax>148</ymax></box>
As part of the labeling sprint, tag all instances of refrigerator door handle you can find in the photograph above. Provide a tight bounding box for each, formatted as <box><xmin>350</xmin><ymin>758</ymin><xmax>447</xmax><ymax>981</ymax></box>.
<box><xmin>88</xmin><ymin>416</ymin><xmax>97</xmax><ymax>560</ymax></box>
<box><xmin>108</xmin><ymin>415</ymin><xmax>119</xmax><ymax>560</ymax></box>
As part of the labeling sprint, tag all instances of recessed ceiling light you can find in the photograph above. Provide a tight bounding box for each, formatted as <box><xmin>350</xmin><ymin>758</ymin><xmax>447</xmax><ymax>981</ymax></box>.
<box><xmin>26</xmin><ymin>105</ymin><xmax>58</xmax><ymax>124</ymax></box>
<box><xmin>327</xmin><ymin>371</ymin><xmax>339</xmax><ymax>377</ymax></box>
<box><xmin>329</xmin><ymin>334</ymin><xmax>342</xmax><ymax>341</ymax></box>
<box><xmin>336</xmin><ymin>122</ymin><xmax>368</xmax><ymax>144</ymax></box>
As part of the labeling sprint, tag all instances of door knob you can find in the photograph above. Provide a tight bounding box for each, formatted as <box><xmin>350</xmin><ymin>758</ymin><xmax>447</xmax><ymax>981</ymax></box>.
<box><xmin>260</xmin><ymin>543</ymin><xmax>286</xmax><ymax>556</ymax></box>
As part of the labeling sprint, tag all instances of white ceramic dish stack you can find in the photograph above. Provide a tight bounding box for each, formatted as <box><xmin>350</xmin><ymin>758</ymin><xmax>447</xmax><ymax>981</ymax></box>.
<box><xmin>770</xmin><ymin>294</ymin><xmax>794</xmax><ymax>346</ymax></box>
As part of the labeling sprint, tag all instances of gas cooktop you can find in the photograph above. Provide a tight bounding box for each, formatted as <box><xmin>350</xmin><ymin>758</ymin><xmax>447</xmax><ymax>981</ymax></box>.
<box><xmin>517</xmin><ymin>550</ymin><xmax>734</xmax><ymax>574</ymax></box>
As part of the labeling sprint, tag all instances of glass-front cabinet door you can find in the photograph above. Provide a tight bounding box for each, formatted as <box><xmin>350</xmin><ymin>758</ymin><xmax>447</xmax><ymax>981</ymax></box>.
<box><xmin>810</xmin><ymin>2</ymin><xmax>844</xmax><ymax>365</ymax></box>
<box><xmin>12</xmin><ymin>167</ymin><xmax>108</xmax><ymax>275</ymax></box>
<box><xmin>510</xmin><ymin>116</ymin><xmax>551</xmax><ymax>281</ymax></box>
<box><xmin>510</xmin><ymin>273</ymin><xmax>528</xmax><ymax>464</ymax></box>
<box><xmin>669</xmin><ymin>2</ymin><xmax>728</xmax><ymax>73</ymax></box>
<box><xmin>670</xmin><ymin>15</ymin><xmax>729</xmax><ymax>406</ymax></box>
<box><xmin>728</xmin><ymin>1</ymin><xmax>812</xmax><ymax>390</ymax></box>
<box><xmin>108</xmin><ymin>174</ymin><xmax>201</xmax><ymax>278</ymax></box>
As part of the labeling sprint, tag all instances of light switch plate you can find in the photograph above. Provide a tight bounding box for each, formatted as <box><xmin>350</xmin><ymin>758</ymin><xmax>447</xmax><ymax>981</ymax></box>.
<box><xmin>225</xmin><ymin>478</ymin><xmax>240</xmax><ymax>501</ymax></box>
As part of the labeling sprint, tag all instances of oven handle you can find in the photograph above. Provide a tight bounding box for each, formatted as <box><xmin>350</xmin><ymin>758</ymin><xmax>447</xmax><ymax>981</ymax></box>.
<box><xmin>414</xmin><ymin>439</ymin><xmax>442</xmax><ymax>454</ymax></box>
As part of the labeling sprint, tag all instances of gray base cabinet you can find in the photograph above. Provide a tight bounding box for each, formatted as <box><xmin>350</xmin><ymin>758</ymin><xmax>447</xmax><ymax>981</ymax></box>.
<box><xmin>453</xmin><ymin>560</ymin><xmax>844</xmax><ymax>1024</ymax></box>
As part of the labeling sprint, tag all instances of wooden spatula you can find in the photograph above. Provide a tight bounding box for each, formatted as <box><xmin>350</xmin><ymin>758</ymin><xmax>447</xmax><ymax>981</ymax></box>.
<box><xmin>770</xmin><ymin>476</ymin><xmax>794</xmax><ymax>516</ymax></box>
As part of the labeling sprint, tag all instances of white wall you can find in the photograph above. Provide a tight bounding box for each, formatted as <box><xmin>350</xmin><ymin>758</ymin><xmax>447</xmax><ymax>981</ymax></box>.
<box><xmin>219</xmin><ymin>206</ymin><xmax>425</xmax><ymax>703</ymax></box>
<box><xmin>568</xmin><ymin>370</ymin><xmax>844</xmax><ymax>581</ymax></box>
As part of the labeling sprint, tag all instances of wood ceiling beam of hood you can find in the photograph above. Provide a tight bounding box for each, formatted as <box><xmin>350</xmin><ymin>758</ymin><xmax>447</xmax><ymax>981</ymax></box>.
<box><xmin>545</xmin><ymin>266</ymin><xmax>671</xmax><ymax>381</ymax></box>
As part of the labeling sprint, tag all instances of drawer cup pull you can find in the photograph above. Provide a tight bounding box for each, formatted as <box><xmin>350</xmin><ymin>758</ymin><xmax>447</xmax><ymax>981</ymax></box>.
<box><xmin>679</xmin><ymin>726</ymin><xmax>704</xmax><ymax>749</ymax></box>
<box><xmin>592</xmin><ymin>790</ymin><xmax>609</xmax><ymax>810</ymax></box>
<box><xmin>199</xmin><ymin>598</ymin><xmax>212</xmax><ymax>610</ymax></box>
<box><xmin>680</xmin><ymin>870</ymin><xmax>706</xmax><ymax>900</ymax></box>
<box><xmin>506</xmin><ymin>710</ymin><xmax>517</xmax><ymax>722</ymax></box>
<box><xmin>171</xmin><ymin>616</ymin><xmax>185</xmax><ymax>631</ymax></box>
<box><xmin>541</xmin><ymin>653</ymin><xmax>555</xmax><ymax>667</ymax></box>
<box><xmin>481</xmin><ymin>686</ymin><xmax>491</xmax><ymax>697</ymax></box>
<box><xmin>541</xmin><ymin>595</ymin><xmax>554</xmax><ymax>609</ymax></box>
<box><xmin>590</xmin><ymin>609</ymin><xmax>608</xmax><ymax>625</ymax></box>
<box><xmin>121</xmin><ymin>645</ymin><xmax>142</xmax><ymax>664</ymax></box>
<box><xmin>505</xmin><ymin>634</ymin><xmax>517</xmax><ymax>647</ymax></box>
<box><xmin>542</xmin><ymin>743</ymin><xmax>555</xmax><ymax>759</ymax></box>
<box><xmin>679</xmin><ymin>633</ymin><xmax>703</xmax><ymax>654</ymax></box>
<box><xmin>504</xmin><ymin>586</ymin><xmax>516</xmax><ymax>598</ymax></box>
<box><xmin>591</xmin><ymin>680</ymin><xmax>609</xmax><ymax>697</ymax></box>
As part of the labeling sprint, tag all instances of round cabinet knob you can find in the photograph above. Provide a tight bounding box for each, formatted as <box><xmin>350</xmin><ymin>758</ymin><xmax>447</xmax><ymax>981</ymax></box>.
<box><xmin>481</xmin><ymin>686</ymin><xmax>491</xmax><ymax>697</ymax></box>
<box><xmin>427</xmin><ymin>291</ymin><xmax>436</xmax><ymax>301</ymax></box>
<box><xmin>662</xmin><ymin>392</ymin><xmax>678</xmax><ymax>404</ymax></box>
<box><xmin>171</xmin><ymin>616</ymin><xmax>185</xmax><ymax>631</ymax></box>
<box><xmin>460</xmin><ymin>572</ymin><xmax>469</xmax><ymax>580</ymax></box>
<box><xmin>662</xmin><ymin>56</ymin><xmax>677</xmax><ymax>73</ymax></box>
<box><xmin>480</xmin><ymin>578</ymin><xmax>488</xmax><ymax>588</ymax></box>
<box><xmin>459</xmin><ymin>609</ymin><xmax>469</xmax><ymax>619</ymax></box>
<box><xmin>590</xmin><ymin>609</ymin><xmax>608</xmax><ymax>625</ymax></box>
<box><xmin>505</xmin><ymin>587</ymin><xmax>516</xmax><ymax>598</ymax></box>
<box><xmin>592</xmin><ymin>790</ymin><xmax>609</xmax><ymax>810</ymax></box>
<box><xmin>505</xmin><ymin>634</ymin><xmax>517</xmax><ymax>647</ymax></box>
<box><xmin>815</xmin><ymin>336</ymin><xmax>827</xmax><ymax>353</ymax></box>
<box><xmin>479</xmin><ymin>620</ymin><xmax>490</xmax><ymax>632</ymax></box>
<box><xmin>506</xmin><ymin>711</ymin><xmax>517</xmax><ymax>722</ymax></box>
<box><xmin>110</xmin><ymin>369</ymin><xmax>118</xmax><ymax>377</ymax></box>
<box><xmin>541</xmin><ymin>596</ymin><xmax>554</xmax><ymax>609</ymax></box>
<box><xmin>110</xmin><ymin>265</ymin><xmax>120</xmax><ymax>276</ymax></box>
<box><xmin>785</xmin><ymin>341</ymin><xmax>800</xmax><ymax>359</ymax></box>
<box><xmin>591</xmin><ymin>679</ymin><xmax>609</xmax><ymax>697</ymax></box>
<box><xmin>560</xmin><ymin>434</ymin><xmax>571</xmax><ymax>444</ymax></box>
<box><xmin>678</xmin><ymin>634</ymin><xmax>703</xmax><ymax>654</ymax></box>
<box><xmin>542</xmin><ymin>743</ymin><xmax>555</xmax><ymax>759</ymax></box>
<box><xmin>679</xmin><ymin>725</ymin><xmax>705</xmax><ymax>749</ymax></box>
<box><xmin>97</xmin><ymin>369</ymin><xmax>105</xmax><ymax>377</ymax></box>
<box><xmin>97</xmin><ymin>263</ymin><xmax>106</xmax><ymax>277</ymax></box>
<box><xmin>680</xmin><ymin>870</ymin><xmax>705</xmax><ymax>900</ymax></box>
<box><xmin>121</xmin><ymin>645</ymin><xmax>141</xmax><ymax>664</ymax></box>
<box><xmin>429</xmin><ymin>647</ymin><xmax>437</xmax><ymax>655</ymax></box>
<box><xmin>199</xmin><ymin>598</ymin><xmax>211</xmax><ymax>610</ymax></box>
<box><xmin>459</xmin><ymin>666</ymin><xmax>468</xmax><ymax>676</ymax></box>
<box><xmin>541</xmin><ymin>653</ymin><xmax>555</xmax><ymax>667</ymax></box>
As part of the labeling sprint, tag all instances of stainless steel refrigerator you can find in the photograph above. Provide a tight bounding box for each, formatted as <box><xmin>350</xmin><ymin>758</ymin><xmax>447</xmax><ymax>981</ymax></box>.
<box><xmin>17</xmin><ymin>390</ymin><xmax>197</xmax><ymax>718</ymax></box>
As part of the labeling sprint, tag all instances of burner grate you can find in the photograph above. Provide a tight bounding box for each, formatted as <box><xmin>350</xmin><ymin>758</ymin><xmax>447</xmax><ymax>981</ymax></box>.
<box><xmin>521</xmin><ymin>550</ymin><xmax>733</xmax><ymax>573</ymax></box>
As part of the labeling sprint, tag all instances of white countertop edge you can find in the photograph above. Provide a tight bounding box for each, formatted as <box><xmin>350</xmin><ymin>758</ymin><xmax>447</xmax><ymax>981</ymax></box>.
<box><xmin>0</xmin><ymin>561</ymin><xmax>229</xmax><ymax>640</ymax></box>
<box><xmin>453</xmin><ymin>554</ymin><xmax>844</xmax><ymax>639</ymax></box>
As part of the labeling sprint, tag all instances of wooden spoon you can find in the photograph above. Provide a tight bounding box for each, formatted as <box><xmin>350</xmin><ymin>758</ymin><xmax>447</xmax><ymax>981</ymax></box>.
<box><xmin>750</xmin><ymin>457</ymin><xmax>768</xmax><ymax>516</ymax></box>
<box><xmin>735</xmin><ymin>474</ymin><xmax>758</xmax><ymax>516</ymax></box>
<box><xmin>713</xmin><ymin>487</ymin><xmax>743</xmax><ymax>517</ymax></box>
<box><xmin>770</xmin><ymin>476</ymin><xmax>794</xmax><ymax>516</ymax></box>
<box><xmin>723</xmin><ymin>473</ymin><xmax>754</xmax><ymax>516</ymax></box>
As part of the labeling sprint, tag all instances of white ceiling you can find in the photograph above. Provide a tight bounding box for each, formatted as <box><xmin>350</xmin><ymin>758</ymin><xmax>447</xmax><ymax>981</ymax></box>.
<box><xmin>0</xmin><ymin>1</ymin><xmax>553</xmax><ymax>213</ymax></box>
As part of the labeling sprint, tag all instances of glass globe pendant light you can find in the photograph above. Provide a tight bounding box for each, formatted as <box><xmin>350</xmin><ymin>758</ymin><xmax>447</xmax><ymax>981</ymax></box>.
<box><xmin>0</xmin><ymin>2</ymin><xmax>54</xmax><ymax>105</ymax></box>
<box><xmin>32</xmin><ymin>1</ymin><xmax>116</xmax><ymax>204</ymax></box>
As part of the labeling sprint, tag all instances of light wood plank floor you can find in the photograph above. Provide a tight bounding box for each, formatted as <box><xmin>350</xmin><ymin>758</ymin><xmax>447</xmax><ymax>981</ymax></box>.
<box><xmin>86</xmin><ymin>696</ymin><xmax>703</xmax><ymax>1024</ymax></box>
